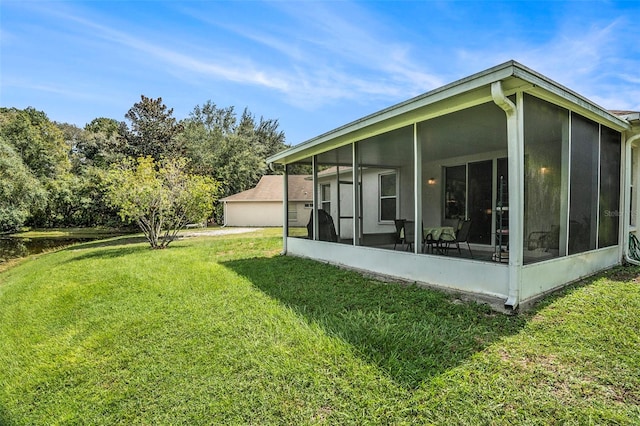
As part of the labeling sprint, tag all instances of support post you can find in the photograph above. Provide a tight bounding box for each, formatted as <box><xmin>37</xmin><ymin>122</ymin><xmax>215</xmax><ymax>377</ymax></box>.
<box><xmin>312</xmin><ymin>155</ymin><xmax>319</xmax><ymax>241</ymax></box>
<box><xmin>282</xmin><ymin>164</ymin><xmax>289</xmax><ymax>254</ymax></box>
<box><xmin>336</xmin><ymin>165</ymin><xmax>341</xmax><ymax>240</ymax></box>
<box><xmin>414</xmin><ymin>123</ymin><xmax>423</xmax><ymax>253</ymax></box>
<box><xmin>352</xmin><ymin>143</ymin><xmax>361</xmax><ymax>245</ymax></box>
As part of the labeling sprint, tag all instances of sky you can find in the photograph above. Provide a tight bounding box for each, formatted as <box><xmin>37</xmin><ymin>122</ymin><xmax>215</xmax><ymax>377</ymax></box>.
<box><xmin>1</xmin><ymin>1</ymin><xmax>639</xmax><ymax>146</ymax></box>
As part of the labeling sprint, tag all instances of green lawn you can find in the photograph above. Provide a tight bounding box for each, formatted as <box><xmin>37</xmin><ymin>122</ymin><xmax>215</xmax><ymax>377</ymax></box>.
<box><xmin>1</xmin><ymin>229</ymin><xmax>639</xmax><ymax>424</ymax></box>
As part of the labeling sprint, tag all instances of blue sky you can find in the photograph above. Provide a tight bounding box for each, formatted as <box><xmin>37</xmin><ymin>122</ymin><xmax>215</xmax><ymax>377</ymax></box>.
<box><xmin>1</xmin><ymin>1</ymin><xmax>639</xmax><ymax>145</ymax></box>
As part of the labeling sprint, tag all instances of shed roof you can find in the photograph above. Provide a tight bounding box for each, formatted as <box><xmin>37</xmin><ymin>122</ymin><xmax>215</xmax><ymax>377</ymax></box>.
<box><xmin>220</xmin><ymin>175</ymin><xmax>312</xmax><ymax>202</ymax></box>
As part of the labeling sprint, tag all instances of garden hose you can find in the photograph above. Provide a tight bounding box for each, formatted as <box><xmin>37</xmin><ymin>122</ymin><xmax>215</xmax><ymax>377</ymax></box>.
<box><xmin>629</xmin><ymin>232</ymin><xmax>640</xmax><ymax>261</ymax></box>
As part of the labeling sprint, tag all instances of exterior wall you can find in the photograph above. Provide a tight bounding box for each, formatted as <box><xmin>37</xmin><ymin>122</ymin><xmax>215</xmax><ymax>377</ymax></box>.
<box><xmin>520</xmin><ymin>246</ymin><xmax>620</xmax><ymax>304</ymax></box>
<box><xmin>225</xmin><ymin>201</ymin><xmax>309</xmax><ymax>227</ymax></box>
<box><xmin>397</xmin><ymin>165</ymin><xmax>415</xmax><ymax>225</ymax></box>
<box><xmin>287</xmin><ymin>237</ymin><xmax>510</xmax><ymax>300</ymax></box>
<box><xmin>362</xmin><ymin>168</ymin><xmax>397</xmax><ymax>234</ymax></box>
<box><xmin>288</xmin><ymin>201</ymin><xmax>312</xmax><ymax>228</ymax></box>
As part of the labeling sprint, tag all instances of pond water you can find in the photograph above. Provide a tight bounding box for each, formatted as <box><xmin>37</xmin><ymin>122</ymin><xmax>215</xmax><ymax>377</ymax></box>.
<box><xmin>1</xmin><ymin>236</ymin><xmax>103</xmax><ymax>263</ymax></box>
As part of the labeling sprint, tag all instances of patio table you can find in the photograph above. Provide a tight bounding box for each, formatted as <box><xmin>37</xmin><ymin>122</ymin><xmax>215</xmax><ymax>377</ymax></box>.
<box><xmin>423</xmin><ymin>226</ymin><xmax>456</xmax><ymax>242</ymax></box>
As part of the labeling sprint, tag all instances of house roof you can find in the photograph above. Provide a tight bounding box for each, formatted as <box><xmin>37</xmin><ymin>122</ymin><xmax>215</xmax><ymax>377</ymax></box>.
<box><xmin>611</xmin><ymin>110</ymin><xmax>640</xmax><ymax>123</ymax></box>
<box><xmin>267</xmin><ymin>60</ymin><xmax>632</xmax><ymax>166</ymax></box>
<box><xmin>220</xmin><ymin>175</ymin><xmax>312</xmax><ymax>203</ymax></box>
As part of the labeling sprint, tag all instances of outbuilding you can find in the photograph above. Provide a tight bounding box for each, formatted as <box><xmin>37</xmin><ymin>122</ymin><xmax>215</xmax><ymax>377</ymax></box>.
<box><xmin>220</xmin><ymin>175</ymin><xmax>312</xmax><ymax>227</ymax></box>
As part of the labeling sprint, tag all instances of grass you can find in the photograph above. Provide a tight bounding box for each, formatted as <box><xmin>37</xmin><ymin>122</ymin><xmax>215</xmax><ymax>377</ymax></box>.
<box><xmin>0</xmin><ymin>229</ymin><xmax>639</xmax><ymax>424</ymax></box>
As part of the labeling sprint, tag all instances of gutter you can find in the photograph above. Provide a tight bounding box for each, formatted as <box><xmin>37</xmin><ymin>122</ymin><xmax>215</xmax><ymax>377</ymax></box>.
<box><xmin>491</xmin><ymin>81</ymin><xmax>523</xmax><ymax>311</ymax></box>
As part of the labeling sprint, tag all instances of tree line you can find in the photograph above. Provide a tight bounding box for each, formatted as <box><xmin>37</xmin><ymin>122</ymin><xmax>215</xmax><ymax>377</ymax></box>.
<box><xmin>0</xmin><ymin>96</ymin><xmax>290</xmax><ymax>233</ymax></box>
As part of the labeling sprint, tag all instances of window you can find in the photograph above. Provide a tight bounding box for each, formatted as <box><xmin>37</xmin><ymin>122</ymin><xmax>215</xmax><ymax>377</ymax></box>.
<box><xmin>379</xmin><ymin>172</ymin><xmax>397</xmax><ymax>221</ymax></box>
<box><xmin>444</xmin><ymin>165</ymin><xmax>466</xmax><ymax>220</ymax></box>
<box><xmin>287</xmin><ymin>203</ymin><xmax>297</xmax><ymax>222</ymax></box>
<box><xmin>320</xmin><ymin>184</ymin><xmax>331</xmax><ymax>213</ymax></box>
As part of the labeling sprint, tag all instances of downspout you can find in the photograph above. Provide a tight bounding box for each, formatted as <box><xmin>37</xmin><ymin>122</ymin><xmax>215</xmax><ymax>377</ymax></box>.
<box><xmin>491</xmin><ymin>81</ymin><xmax>523</xmax><ymax>311</ymax></box>
<box><xmin>624</xmin><ymin>133</ymin><xmax>640</xmax><ymax>265</ymax></box>
<box><xmin>282</xmin><ymin>164</ymin><xmax>289</xmax><ymax>255</ymax></box>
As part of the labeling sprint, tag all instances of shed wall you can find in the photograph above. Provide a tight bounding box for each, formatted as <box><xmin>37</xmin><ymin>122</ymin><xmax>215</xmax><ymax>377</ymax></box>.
<box><xmin>225</xmin><ymin>201</ymin><xmax>308</xmax><ymax>227</ymax></box>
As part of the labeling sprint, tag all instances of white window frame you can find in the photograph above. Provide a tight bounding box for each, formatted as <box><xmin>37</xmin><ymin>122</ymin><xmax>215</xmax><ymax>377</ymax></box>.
<box><xmin>320</xmin><ymin>183</ymin><xmax>331</xmax><ymax>213</ymax></box>
<box><xmin>379</xmin><ymin>171</ymin><xmax>398</xmax><ymax>223</ymax></box>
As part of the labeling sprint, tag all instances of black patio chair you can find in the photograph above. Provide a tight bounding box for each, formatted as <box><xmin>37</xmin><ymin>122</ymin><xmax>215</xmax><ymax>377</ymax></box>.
<box><xmin>441</xmin><ymin>219</ymin><xmax>473</xmax><ymax>258</ymax></box>
<box><xmin>403</xmin><ymin>221</ymin><xmax>415</xmax><ymax>251</ymax></box>
<box><xmin>307</xmin><ymin>209</ymin><xmax>338</xmax><ymax>242</ymax></box>
<box><xmin>393</xmin><ymin>219</ymin><xmax>406</xmax><ymax>250</ymax></box>
<box><xmin>422</xmin><ymin>232</ymin><xmax>439</xmax><ymax>254</ymax></box>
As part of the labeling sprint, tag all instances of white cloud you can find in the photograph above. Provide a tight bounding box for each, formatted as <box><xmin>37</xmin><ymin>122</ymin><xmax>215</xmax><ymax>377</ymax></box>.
<box><xmin>180</xmin><ymin>1</ymin><xmax>444</xmax><ymax>106</ymax></box>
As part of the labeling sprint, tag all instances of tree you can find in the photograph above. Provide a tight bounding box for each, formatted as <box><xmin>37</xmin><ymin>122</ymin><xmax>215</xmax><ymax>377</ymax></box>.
<box><xmin>106</xmin><ymin>157</ymin><xmax>219</xmax><ymax>249</ymax></box>
<box><xmin>0</xmin><ymin>108</ymin><xmax>74</xmax><ymax>228</ymax></box>
<box><xmin>119</xmin><ymin>96</ymin><xmax>184</xmax><ymax>160</ymax></box>
<box><xmin>0</xmin><ymin>107</ymin><xmax>70</xmax><ymax>179</ymax></box>
<box><xmin>178</xmin><ymin>101</ymin><xmax>288</xmax><ymax>221</ymax></box>
<box><xmin>85</xmin><ymin>117</ymin><xmax>120</xmax><ymax>137</ymax></box>
<box><xmin>0</xmin><ymin>139</ymin><xmax>47</xmax><ymax>232</ymax></box>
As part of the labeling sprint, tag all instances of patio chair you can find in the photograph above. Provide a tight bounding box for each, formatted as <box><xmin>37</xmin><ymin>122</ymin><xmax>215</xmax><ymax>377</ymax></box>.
<box><xmin>306</xmin><ymin>209</ymin><xmax>338</xmax><ymax>242</ymax></box>
<box><xmin>393</xmin><ymin>219</ymin><xmax>406</xmax><ymax>250</ymax></box>
<box><xmin>441</xmin><ymin>219</ymin><xmax>473</xmax><ymax>258</ymax></box>
<box><xmin>403</xmin><ymin>221</ymin><xmax>415</xmax><ymax>251</ymax></box>
<box><xmin>422</xmin><ymin>231</ymin><xmax>439</xmax><ymax>254</ymax></box>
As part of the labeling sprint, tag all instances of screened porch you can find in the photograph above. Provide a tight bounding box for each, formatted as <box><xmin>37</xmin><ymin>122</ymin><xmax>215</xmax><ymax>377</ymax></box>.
<box><xmin>285</xmin><ymin>94</ymin><xmax>621</xmax><ymax>266</ymax></box>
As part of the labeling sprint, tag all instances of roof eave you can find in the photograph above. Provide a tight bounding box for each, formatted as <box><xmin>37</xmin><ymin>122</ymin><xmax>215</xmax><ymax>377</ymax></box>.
<box><xmin>267</xmin><ymin>60</ymin><xmax>630</xmax><ymax>165</ymax></box>
<box><xmin>267</xmin><ymin>61</ymin><xmax>518</xmax><ymax>164</ymax></box>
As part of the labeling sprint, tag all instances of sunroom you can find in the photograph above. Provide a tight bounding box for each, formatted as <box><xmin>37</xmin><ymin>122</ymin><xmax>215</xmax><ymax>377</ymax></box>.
<box><xmin>267</xmin><ymin>61</ymin><xmax>639</xmax><ymax>311</ymax></box>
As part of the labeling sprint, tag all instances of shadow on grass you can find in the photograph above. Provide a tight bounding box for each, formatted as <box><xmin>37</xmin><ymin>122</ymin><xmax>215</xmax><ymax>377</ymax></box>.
<box><xmin>66</xmin><ymin>235</ymin><xmax>150</xmax><ymax>251</ymax></box>
<box><xmin>63</xmin><ymin>236</ymin><xmax>191</xmax><ymax>263</ymax></box>
<box><xmin>61</xmin><ymin>237</ymin><xmax>152</xmax><ymax>263</ymax></box>
<box><xmin>0</xmin><ymin>404</ymin><xmax>16</xmax><ymax>426</ymax></box>
<box><xmin>223</xmin><ymin>255</ymin><xmax>527</xmax><ymax>388</ymax></box>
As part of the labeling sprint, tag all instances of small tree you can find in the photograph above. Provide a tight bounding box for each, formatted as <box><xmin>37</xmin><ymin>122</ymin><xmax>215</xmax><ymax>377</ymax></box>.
<box><xmin>106</xmin><ymin>156</ymin><xmax>219</xmax><ymax>249</ymax></box>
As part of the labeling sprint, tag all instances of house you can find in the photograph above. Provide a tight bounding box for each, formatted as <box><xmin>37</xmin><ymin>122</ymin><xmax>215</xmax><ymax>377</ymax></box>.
<box><xmin>266</xmin><ymin>60</ymin><xmax>640</xmax><ymax>311</ymax></box>
<box><xmin>220</xmin><ymin>175</ymin><xmax>312</xmax><ymax>227</ymax></box>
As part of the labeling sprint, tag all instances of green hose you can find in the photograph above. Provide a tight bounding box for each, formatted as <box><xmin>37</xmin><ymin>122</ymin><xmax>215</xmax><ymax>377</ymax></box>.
<box><xmin>629</xmin><ymin>233</ymin><xmax>640</xmax><ymax>261</ymax></box>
